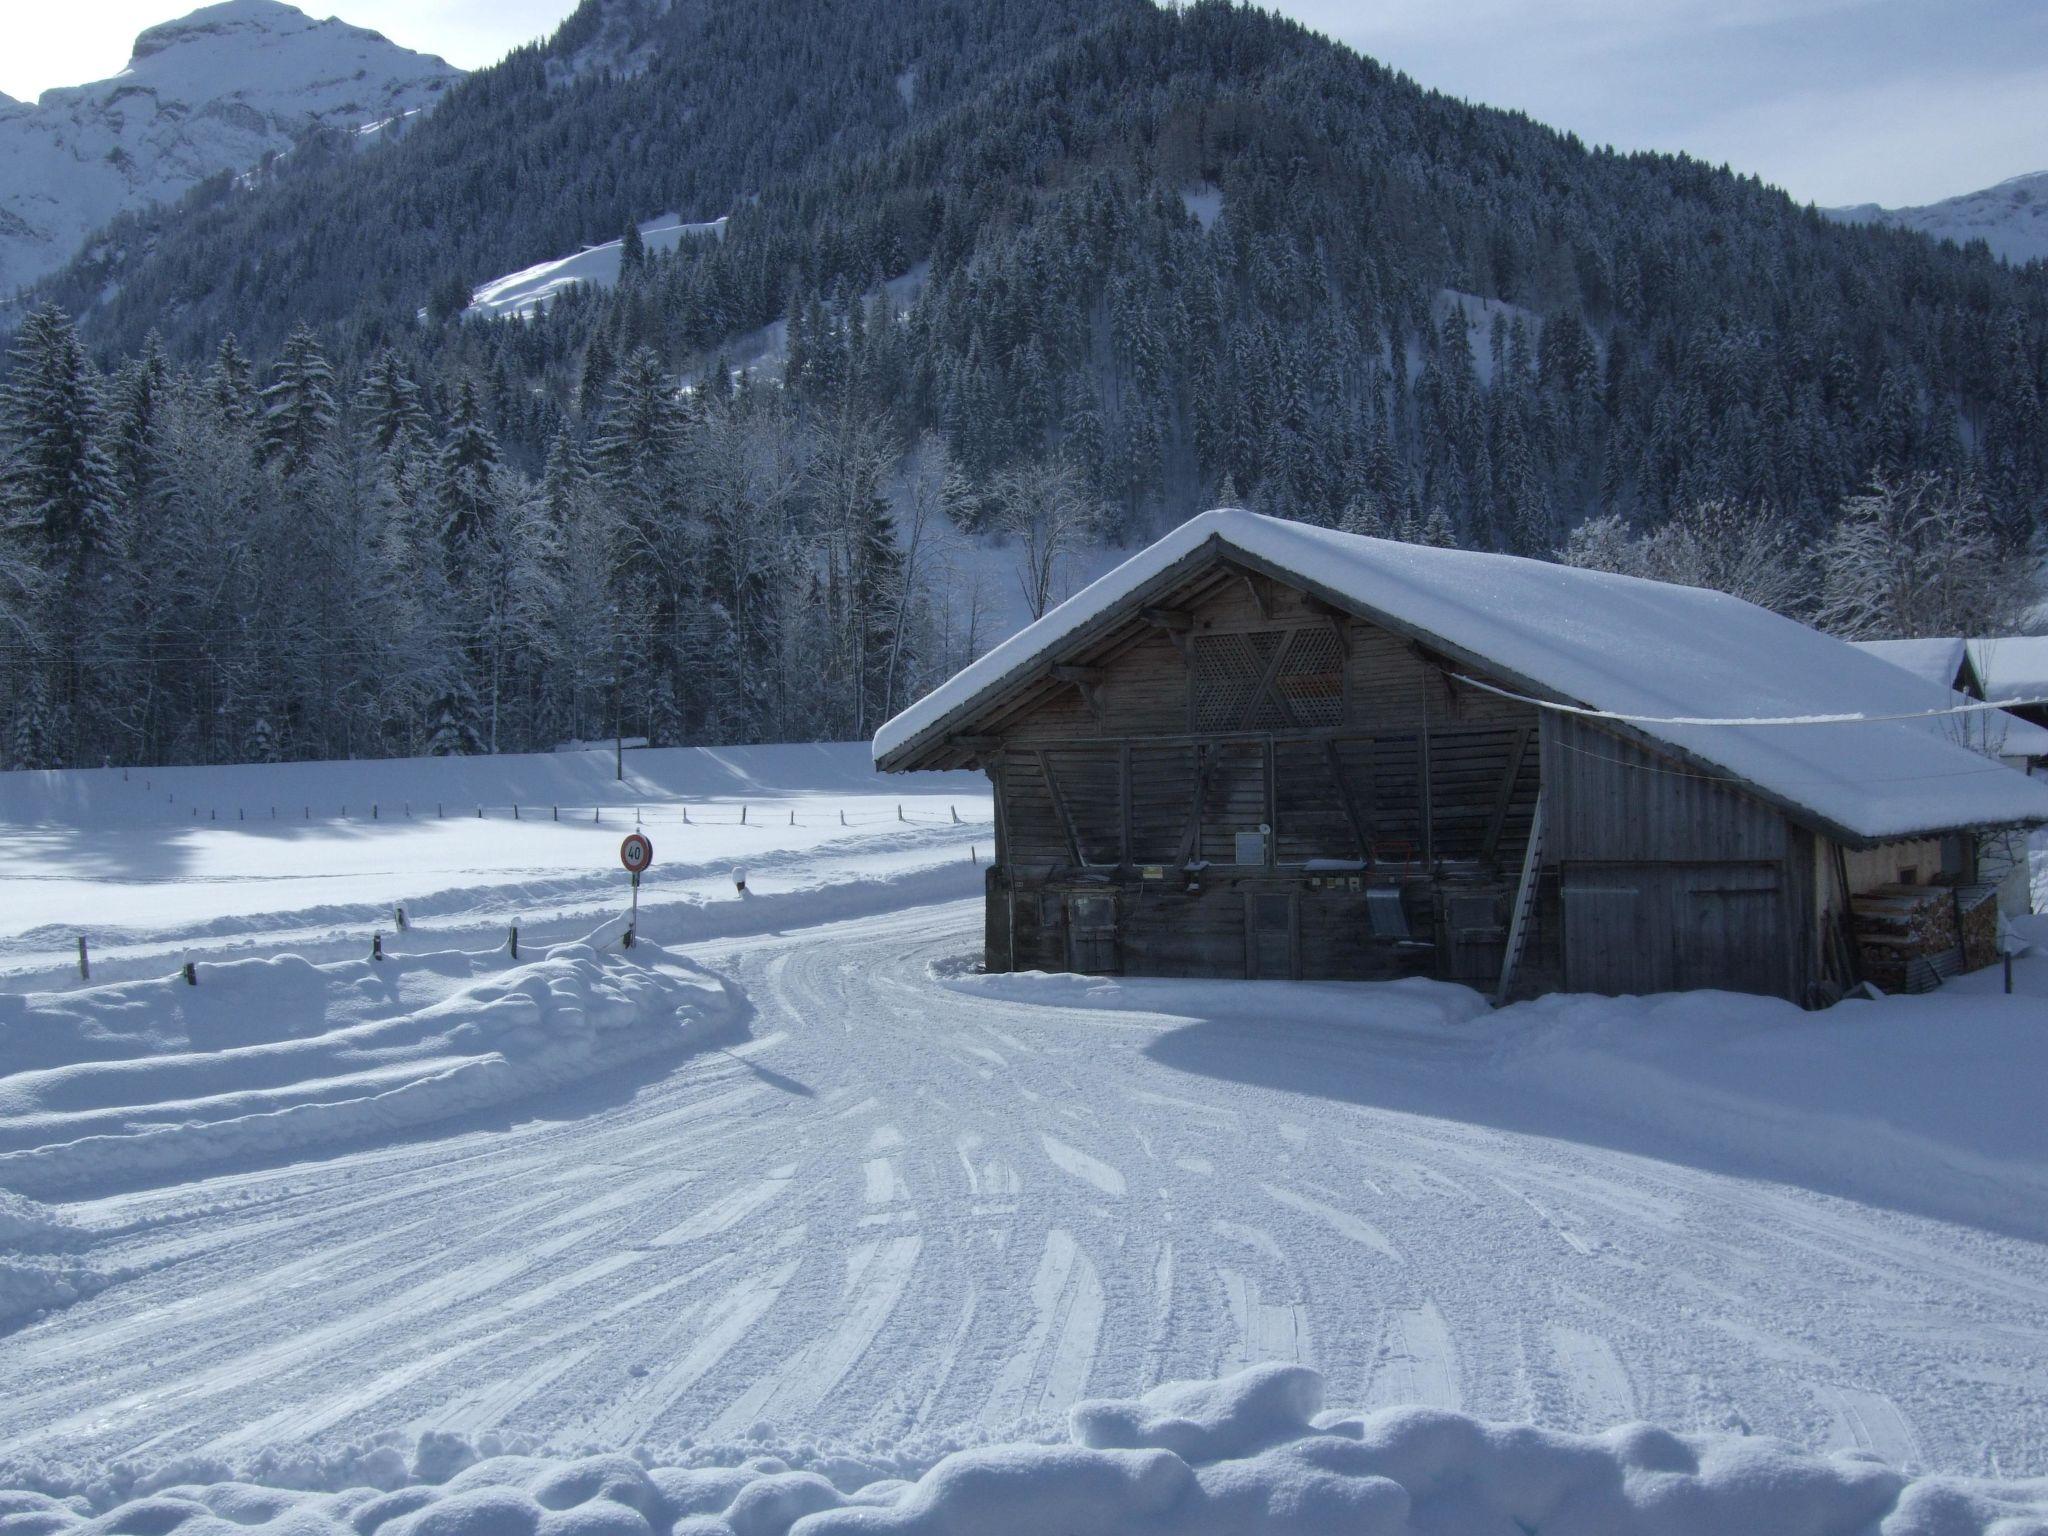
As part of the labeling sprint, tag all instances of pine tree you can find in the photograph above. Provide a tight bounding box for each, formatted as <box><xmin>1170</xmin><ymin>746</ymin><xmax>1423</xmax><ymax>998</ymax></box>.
<box><xmin>439</xmin><ymin>378</ymin><xmax>500</xmax><ymax>556</ymax></box>
<box><xmin>360</xmin><ymin>351</ymin><xmax>432</xmax><ymax>461</ymax></box>
<box><xmin>260</xmin><ymin>325</ymin><xmax>337</xmax><ymax>477</ymax></box>
<box><xmin>0</xmin><ymin>306</ymin><xmax>119</xmax><ymax>572</ymax></box>
<box><xmin>208</xmin><ymin>334</ymin><xmax>259</xmax><ymax>433</ymax></box>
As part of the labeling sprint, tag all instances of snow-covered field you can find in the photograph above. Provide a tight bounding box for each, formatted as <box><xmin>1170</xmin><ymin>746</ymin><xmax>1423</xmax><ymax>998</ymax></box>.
<box><xmin>3</xmin><ymin>744</ymin><xmax>2048</xmax><ymax>1534</ymax></box>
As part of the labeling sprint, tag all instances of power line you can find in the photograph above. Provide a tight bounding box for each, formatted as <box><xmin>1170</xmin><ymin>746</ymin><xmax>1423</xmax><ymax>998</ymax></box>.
<box><xmin>1449</xmin><ymin>672</ymin><xmax>2048</xmax><ymax>728</ymax></box>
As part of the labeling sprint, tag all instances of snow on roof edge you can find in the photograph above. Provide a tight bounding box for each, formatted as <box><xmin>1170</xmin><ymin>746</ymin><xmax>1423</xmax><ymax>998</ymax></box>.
<box><xmin>875</xmin><ymin>510</ymin><xmax>2048</xmax><ymax>843</ymax></box>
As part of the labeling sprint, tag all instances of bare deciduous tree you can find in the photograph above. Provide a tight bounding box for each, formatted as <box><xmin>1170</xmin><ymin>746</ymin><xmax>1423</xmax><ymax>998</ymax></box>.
<box><xmin>1815</xmin><ymin>474</ymin><xmax>2031</xmax><ymax>640</ymax></box>
<box><xmin>990</xmin><ymin>455</ymin><xmax>1106</xmax><ymax>622</ymax></box>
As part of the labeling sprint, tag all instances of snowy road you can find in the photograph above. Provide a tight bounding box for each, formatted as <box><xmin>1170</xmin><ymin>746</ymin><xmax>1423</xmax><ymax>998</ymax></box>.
<box><xmin>5</xmin><ymin>896</ymin><xmax>2048</xmax><ymax>1480</ymax></box>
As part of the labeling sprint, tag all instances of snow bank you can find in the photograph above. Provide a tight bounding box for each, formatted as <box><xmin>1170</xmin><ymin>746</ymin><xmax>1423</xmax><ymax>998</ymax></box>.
<box><xmin>0</xmin><ymin>938</ymin><xmax>738</xmax><ymax>1195</ymax></box>
<box><xmin>942</xmin><ymin>966</ymin><xmax>1491</xmax><ymax>1038</ymax></box>
<box><xmin>7</xmin><ymin>1364</ymin><xmax>2043</xmax><ymax>1535</ymax></box>
<box><xmin>0</xmin><ymin>1191</ymin><xmax>106</xmax><ymax>1329</ymax></box>
<box><xmin>942</xmin><ymin>955</ymin><xmax>2048</xmax><ymax>1241</ymax></box>
<box><xmin>1493</xmin><ymin>982</ymin><xmax>2048</xmax><ymax>1239</ymax></box>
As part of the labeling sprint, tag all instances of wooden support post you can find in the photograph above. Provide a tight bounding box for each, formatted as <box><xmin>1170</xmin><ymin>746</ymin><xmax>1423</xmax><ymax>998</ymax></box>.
<box><xmin>1481</xmin><ymin>725</ymin><xmax>1534</xmax><ymax>862</ymax></box>
<box><xmin>1419</xmin><ymin>715</ymin><xmax>1434</xmax><ymax>869</ymax></box>
<box><xmin>1035</xmin><ymin>749</ymin><xmax>1085</xmax><ymax>867</ymax></box>
<box><xmin>1175</xmin><ymin>745</ymin><xmax>1215</xmax><ymax>868</ymax></box>
<box><xmin>1263</xmin><ymin>737</ymin><xmax>1277</xmax><ymax>869</ymax></box>
<box><xmin>1119</xmin><ymin>743</ymin><xmax>1133</xmax><ymax>869</ymax></box>
<box><xmin>1324</xmin><ymin>739</ymin><xmax>1370</xmax><ymax>860</ymax></box>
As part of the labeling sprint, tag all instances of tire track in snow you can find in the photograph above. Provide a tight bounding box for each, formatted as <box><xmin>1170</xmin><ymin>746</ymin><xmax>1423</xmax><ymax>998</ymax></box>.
<box><xmin>979</xmin><ymin>1229</ymin><xmax>1104</xmax><ymax>1428</ymax></box>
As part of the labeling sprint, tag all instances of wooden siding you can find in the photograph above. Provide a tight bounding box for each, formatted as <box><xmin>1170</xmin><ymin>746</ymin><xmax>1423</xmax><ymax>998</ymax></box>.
<box><xmin>965</xmin><ymin>560</ymin><xmax>1822</xmax><ymax>1003</ymax></box>
<box><xmin>1540</xmin><ymin>714</ymin><xmax>1786</xmax><ymax>864</ymax></box>
<box><xmin>1542</xmin><ymin>714</ymin><xmax>1815</xmax><ymax>1000</ymax></box>
<box><xmin>1560</xmin><ymin>861</ymin><xmax>1794</xmax><ymax>997</ymax></box>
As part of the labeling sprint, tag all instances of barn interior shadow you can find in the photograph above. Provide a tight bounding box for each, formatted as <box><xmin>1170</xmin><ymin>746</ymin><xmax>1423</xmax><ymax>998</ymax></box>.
<box><xmin>1141</xmin><ymin>1011</ymin><xmax>2048</xmax><ymax>1247</ymax></box>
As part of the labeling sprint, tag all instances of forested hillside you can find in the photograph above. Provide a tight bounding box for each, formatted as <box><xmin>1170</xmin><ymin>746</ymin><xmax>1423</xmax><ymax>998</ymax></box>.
<box><xmin>2</xmin><ymin>0</ymin><xmax>2045</xmax><ymax>770</ymax></box>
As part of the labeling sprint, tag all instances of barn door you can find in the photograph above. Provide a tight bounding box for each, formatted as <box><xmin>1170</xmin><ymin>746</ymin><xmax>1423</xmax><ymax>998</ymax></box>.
<box><xmin>1245</xmin><ymin>892</ymin><xmax>1298</xmax><ymax>979</ymax></box>
<box><xmin>1066</xmin><ymin>893</ymin><xmax>1119</xmax><ymax>975</ymax></box>
<box><xmin>1563</xmin><ymin>863</ymin><xmax>1786</xmax><ymax>996</ymax></box>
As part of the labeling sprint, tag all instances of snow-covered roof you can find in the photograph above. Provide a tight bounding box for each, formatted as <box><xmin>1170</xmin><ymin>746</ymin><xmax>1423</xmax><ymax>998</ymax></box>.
<box><xmin>1849</xmin><ymin>637</ymin><xmax>1969</xmax><ymax>691</ymax></box>
<box><xmin>1852</xmin><ymin>637</ymin><xmax>2048</xmax><ymax>759</ymax></box>
<box><xmin>1968</xmin><ymin>637</ymin><xmax>2048</xmax><ymax>704</ymax></box>
<box><xmin>875</xmin><ymin>510</ymin><xmax>2048</xmax><ymax>843</ymax></box>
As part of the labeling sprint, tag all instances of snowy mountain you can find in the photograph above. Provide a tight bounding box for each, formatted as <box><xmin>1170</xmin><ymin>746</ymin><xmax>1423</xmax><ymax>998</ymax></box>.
<box><xmin>1825</xmin><ymin>171</ymin><xmax>2048</xmax><ymax>266</ymax></box>
<box><xmin>0</xmin><ymin>0</ymin><xmax>461</xmax><ymax>298</ymax></box>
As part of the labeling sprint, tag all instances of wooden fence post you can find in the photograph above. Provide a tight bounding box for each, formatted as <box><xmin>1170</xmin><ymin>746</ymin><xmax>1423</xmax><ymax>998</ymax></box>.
<box><xmin>77</xmin><ymin>936</ymin><xmax>89</xmax><ymax>980</ymax></box>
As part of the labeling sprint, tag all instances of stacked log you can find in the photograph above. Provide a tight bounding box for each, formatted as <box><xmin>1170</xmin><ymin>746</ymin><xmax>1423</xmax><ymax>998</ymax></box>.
<box><xmin>1850</xmin><ymin>884</ymin><xmax>1960</xmax><ymax>993</ymax></box>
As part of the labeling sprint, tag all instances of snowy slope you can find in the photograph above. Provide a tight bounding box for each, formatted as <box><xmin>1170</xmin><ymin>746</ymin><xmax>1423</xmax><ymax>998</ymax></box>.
<box><xmin>1826</xmin><ymin>171</ymin><xmax>2048</xmax><ymax>267</ymax></box>
<box><xmin>466</xmin><ymin>213</ymin><xmax>729</xmax><ymax>320</ymax></box>
<box><xmin>0</xmin><ymin>0</ymin><xmax>460</xmax><ymax>297</ymax></box>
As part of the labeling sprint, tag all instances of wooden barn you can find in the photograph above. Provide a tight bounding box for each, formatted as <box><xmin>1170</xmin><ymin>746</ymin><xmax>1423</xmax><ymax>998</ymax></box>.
<box><xmin>874</xmin><ymin>511</ymin><xmax>2048</xmax><ymax>1004</ymax></box>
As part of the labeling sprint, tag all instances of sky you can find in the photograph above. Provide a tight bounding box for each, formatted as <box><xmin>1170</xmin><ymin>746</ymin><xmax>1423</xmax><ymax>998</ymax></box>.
<box><xmin>3</xmin><ymin>0</ymin><xmax>2042</xmax><ymax>210</ymax></box>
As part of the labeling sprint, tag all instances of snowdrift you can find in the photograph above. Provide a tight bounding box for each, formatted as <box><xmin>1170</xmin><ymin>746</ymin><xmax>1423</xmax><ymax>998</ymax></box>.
<box><xmin>947</xmin><ymin>945</ymin><xmax>2048</xmax><ymax>1243</ymax></box>
<box><xmin>0</xmin><ymin>938</ymin><xmax>737</xmax><ymax>1196</ymax></box>
<box><xmin>0</xmin><ymin>1191</ymin><xmax>104</xmax><ymax>1330</ymax></box>
<box><xmin>5</xmin><ymin>1364</ymin><xmax>2043</xmax><ymax>1535</ymax></box>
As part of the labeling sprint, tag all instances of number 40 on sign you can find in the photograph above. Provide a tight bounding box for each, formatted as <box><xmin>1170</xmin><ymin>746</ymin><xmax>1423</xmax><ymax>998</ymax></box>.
<box><xmin>620</xmin><ymin>833</ymin><xmax>653</xmax><ymax>947</ymax></box>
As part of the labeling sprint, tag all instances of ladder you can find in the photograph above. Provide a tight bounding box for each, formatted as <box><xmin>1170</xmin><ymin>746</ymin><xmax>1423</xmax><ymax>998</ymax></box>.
<box><xmin>1493</xmin><ymin>790</ymin><xmax>1546</xmax><ymax>1006</ymax></box>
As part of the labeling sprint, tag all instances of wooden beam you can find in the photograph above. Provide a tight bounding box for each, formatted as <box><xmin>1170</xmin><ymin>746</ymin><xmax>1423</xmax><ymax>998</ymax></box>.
<box><xmin>1324</xmin><ymin>739</ymin><xmax>1370</xmax><ymax>860</ymax></box>
<box><xmin>1119</xmin><ymin>743</ymin><xmax>1133</xmax><ymax>870</ymax></box>
<box><xmin>1034</xmin><ymin>749</ymin><xmax>1085</xmax><ymax>867</ymax></box>
<box><xmin>1262</xmin><ymin>737</ymin><xmax>1277</xmax><ymax>870</ymax></box>
<box><xmin>1481</xmin><ymin>725</ymin><xmax>1534</xmax><ymax>861</ymax></box>
<box><xmin>1239</xmin><ymin>627</ymin><xmax>1296</xmax><ymax>730</ymax></box>
<box><xmin>1175</xmin><ymin>744</ymin><xmax>1216</xmax><ymax>868</ymax></box>
<box><xmin>1141</xmin><ymin>607</ymin><xmax>1192</xmax><ymax>631</ymax></box>
<box><xmin>1048</xmin><ymin>664</ymin><xmax>1106</xmax><ymax>722</ymax></box>
<box><xmin>1242</xmin><ymin>572</ymin><xmax>1272</xmax><ymax>620</ymax></box>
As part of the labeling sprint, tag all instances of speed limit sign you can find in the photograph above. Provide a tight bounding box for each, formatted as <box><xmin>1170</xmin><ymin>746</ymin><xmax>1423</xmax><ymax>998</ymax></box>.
<box><xmin>619</xmin><ymin>833</ymin><xmax>653</xmax><ymax>949</ymax></box>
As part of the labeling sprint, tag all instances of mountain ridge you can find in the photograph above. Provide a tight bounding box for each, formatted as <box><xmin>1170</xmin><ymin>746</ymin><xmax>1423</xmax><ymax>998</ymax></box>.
<box><xmin>0</xmin><ymin>0</ymin><xmax>461</xmax><ymax>298</ymax></box>
<box><xmin>1826</xmin><ymin>170</ymin><xmax>2048</xmax><ymax>268</ymax></box>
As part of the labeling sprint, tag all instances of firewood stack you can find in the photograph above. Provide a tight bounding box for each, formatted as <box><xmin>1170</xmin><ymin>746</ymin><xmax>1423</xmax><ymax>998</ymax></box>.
<box><xmin>1850</xmin><ymin>884</ymin><xmax>1963</xmax><ymax>993</ymax></box>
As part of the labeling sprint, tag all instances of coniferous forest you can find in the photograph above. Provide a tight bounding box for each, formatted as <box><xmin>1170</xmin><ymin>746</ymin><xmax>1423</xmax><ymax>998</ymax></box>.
<box><xmin>2</xmin><ymin>0</ymin><xmax>2045</xmax><ymax>769</ymax></box>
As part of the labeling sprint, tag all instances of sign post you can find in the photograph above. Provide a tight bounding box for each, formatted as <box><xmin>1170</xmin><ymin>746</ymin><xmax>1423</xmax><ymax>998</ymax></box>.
<box><xmin>620</xmin><ymin>832</ymin><xmax>654</xmax><ymax>947</ymax></box>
